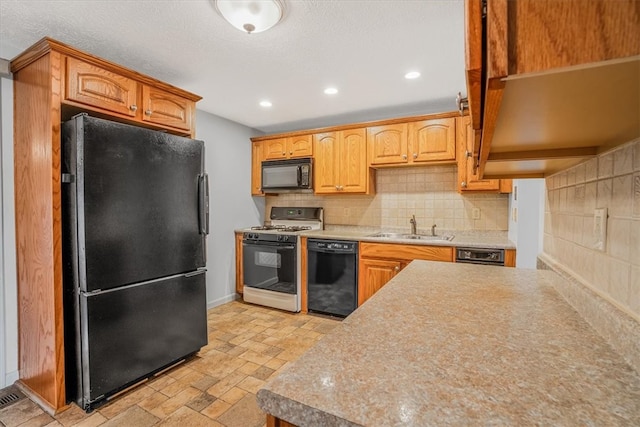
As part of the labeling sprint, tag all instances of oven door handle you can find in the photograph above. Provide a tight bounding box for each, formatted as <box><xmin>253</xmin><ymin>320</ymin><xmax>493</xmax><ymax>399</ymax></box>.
<box><xmin>243</xmin><ymin>241</ymin><xmax>296</xmax><ymax>250</ymax></box>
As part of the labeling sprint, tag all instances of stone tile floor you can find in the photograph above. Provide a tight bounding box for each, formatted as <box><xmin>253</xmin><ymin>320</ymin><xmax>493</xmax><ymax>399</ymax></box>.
<box><xmin>0</xmin><ymin>301</ymin><xmax>340</xmax><ymax>427</ymax></box>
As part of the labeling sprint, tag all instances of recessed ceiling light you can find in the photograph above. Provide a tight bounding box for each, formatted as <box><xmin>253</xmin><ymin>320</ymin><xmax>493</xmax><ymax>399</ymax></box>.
<box><xmin>259</xmin><ymin>100</ymin><xmax>273</xmax><ymax>107</ymax></box>
<box><xmin>324</xmin><ymin>87</ymin><xmax>338</xmax><ymax>95</ymax></box>
<box><xmin>405</xmin><ymin>71</ymin><xmax>421</xmax><ymax>79</ymax></box>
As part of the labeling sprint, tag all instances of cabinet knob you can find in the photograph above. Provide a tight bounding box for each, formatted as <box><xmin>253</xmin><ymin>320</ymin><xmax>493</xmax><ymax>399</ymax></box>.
<box><xmin>465</xmin><ymin>150</ymin><xmax>472</xmax><ymax>158</ymax></box>
<box><xmin>413</xmin><ymin>153</ymin><xmax>418</xmax><ymax>159</ymax></box>
<box><xmin>335</xmin><ymin>185</ymin><xmax>340</xmax><ymax>190</ymax></box>
<box><xmin>129</xmin><ymin>105</ymin><xmax>138</xmax><ymax>112</ymax></box>
<box><xmin>402</xmin><ymin>154</ymin><xmax>407</xmax><ymax>160</ymax></box>
<box><xmin>394</xmin><ymin>266</ymin><xmax>400</xmax><ymax>272</ymax></box>
<box><xmin>145</xmin><ymin>109</ymin><xmax>152</xmax><ymax>116</ymax></box>
<box><xmin>461</xmin><ymin>181</ymin><xmax>467</xmax><ymax>188</ymax></box>
<box><xmin>339</xmin><ymin>185</ymin><xmax>344</xmax><ymax>190</ymax></box>
<box><xmin>290</xmin><ymin>151</ymin><xmax>293</xmax><ymax>155</ymax></box>
<box><xmin>282</xmin><ymin>151</ymin><xmax>286</xmax><ymax>155</ymax></box>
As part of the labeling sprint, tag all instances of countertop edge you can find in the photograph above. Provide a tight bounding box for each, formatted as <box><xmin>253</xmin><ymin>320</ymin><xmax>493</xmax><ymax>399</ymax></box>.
<box><xmin>256</xmin><ymin>388</ymin><xmax>360</xmax><ymax>427</ymax></box>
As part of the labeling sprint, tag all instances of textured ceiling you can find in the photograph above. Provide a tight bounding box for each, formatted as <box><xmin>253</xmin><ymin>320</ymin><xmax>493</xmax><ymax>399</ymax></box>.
<box><xmin>0</xmin><ymin>0</ymin><xmax>465</xmax><ymax>133</ymax></box>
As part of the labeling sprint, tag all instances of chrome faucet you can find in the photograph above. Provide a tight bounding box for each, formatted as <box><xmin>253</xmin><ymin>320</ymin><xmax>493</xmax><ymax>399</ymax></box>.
<box><xmin>431</xmin><ymin>224</ymin><xmax>437</xmax><ymax>236</ymax></box>
<box><xmin>410</xmin><ymin>215</ymin><xmax>417</xmax><ymax>235</ymax></box>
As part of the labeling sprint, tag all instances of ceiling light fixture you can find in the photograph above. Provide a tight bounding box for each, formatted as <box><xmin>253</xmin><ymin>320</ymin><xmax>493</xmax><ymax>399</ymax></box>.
<box><xmin>259</xmin><ymin>100</ymin><xmax>273</xmax><ymax>107</ymax></box>
<box><xmin>215</xmin><ymin>0</ymin><xmax>284</xmax><ymax>34</ymax></box>
<box><xmin>405</xmin><ymin>71</ymin><xmax>421</xmax><ymax>79</ymax></box>
<box><xmin>324</xmin><ymin>87</ymin><xmax>338</xmax><ymax>95</ymax></box>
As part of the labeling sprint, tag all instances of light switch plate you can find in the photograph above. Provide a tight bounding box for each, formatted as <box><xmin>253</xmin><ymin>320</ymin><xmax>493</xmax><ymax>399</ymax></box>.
<box><xmin>593</xmin><ymin>208</ymin><xmax>607</xmax><ymax>251</ymax></box>
<box><xmin>472</xmin><ymin>208</ymin><xmax>481</xmax><ymax>220</ymax></box>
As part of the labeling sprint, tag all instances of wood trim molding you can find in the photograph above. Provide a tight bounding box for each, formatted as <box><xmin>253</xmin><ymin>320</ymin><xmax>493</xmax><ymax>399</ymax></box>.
<box><xmin>251</xmin><ymin>111</ymin><xmax>463</xmax><ymax>142</ymax></box>
<box><xmin>464</xmin><ymin>0</ymin><xmax>483</xmax><ymax>130</ymax></box>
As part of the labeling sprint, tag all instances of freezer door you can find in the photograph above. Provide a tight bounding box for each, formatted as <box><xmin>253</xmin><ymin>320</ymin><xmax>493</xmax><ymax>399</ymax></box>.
<box><xmin>79</xmin><ymin>272</ymin><xmax>207</xmax><ymax>406</ymax></box>
<box><xmin>66</xmin><ymin>115</ymin><xmax>207</xmax><ymax>292</ymax></box>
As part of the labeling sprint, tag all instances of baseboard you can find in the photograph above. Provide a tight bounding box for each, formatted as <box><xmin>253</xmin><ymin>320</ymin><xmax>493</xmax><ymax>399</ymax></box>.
<box><xmin>538</xmin><ymin>253</ymin><xmax>640</xmax><ymax>374</ymax></box>
<box><xmin>4</xmin><ymin>370</ymin><xmax>18</xmax><ymax>388</ymax></box>
<box><xmin>207</xmin><ymin>293</ymin><xmax>237</xmax><ymax>310</ymax></box>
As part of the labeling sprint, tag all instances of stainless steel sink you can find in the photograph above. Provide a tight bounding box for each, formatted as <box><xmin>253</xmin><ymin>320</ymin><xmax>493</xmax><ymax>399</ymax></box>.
<box><xmin>368</xmin><ymin>232</ymin><xmax>455</xmax><ymax>241</ymax></box>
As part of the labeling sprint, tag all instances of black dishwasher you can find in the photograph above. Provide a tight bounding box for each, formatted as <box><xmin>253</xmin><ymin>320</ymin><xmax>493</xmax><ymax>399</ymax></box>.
<box><xmin>307</xmin><ymin>239</ymin><xmax>358</xmax><ymax>317</ymax></box>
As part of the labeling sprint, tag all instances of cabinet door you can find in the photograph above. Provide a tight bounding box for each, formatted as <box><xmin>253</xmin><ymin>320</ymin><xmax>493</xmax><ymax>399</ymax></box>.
<box><xmin>263</xmin><ymin>138</ymin><xmax>288</xmax><ymax>160</ymax></box>
<box><xmin>141</xmin><ymin>86</ymin><xmax>194</xmax><ymax>132</ymax></box>
<box><xmin>65</xmin><ymin>56</ymin><xmax>138</xmax><ymax>117</ymax></box>
<box><xmin>340</xmin><ymin>128</ymin><xmax>368</xmax><ymax>193</ymax></box>
<box><xmin>251</xmin><ymin>141</ymin><xmax>263</xmax><ymax>196</ymax></box>
<box><xmin>368</xmin><ymin>124</ymin><xmax>408</xmax><ymax>165</ymax></box>
<box><xmin>409</xmin><ymin>118</ymin><xmax>456</xmax><ymax>162</ymax></box>
<box><xmin>288</xmin><ymin>135</ymin><xmax>313</xmax><ymax>158</ymax></box>
<box><xmin>313</xmin><ymin>132</ymin><xmax>339</xmax><ymax>194</ymax></box>
<box><xmin>456</xmin><ymin>116</ymin><xmax>500</xmax><ymax>191</ymax></box>
<box><xmin>358</xmin><ymin>258</ymin><xmax>404</xmax><ymax>306</ymax></box>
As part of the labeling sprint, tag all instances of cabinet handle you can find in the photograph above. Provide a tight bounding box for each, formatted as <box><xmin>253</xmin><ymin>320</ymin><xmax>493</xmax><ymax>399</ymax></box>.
<box><xmin>145</xmin><ymin>109</ymin><xmax>152</xmax><ymax>116</ymax></box>
<box><xmin>465</xmin><ymin>150</ymin><xmax>472</xmax><ymax>158</ymax></box>
<box><xmin>402</xmin><ymin>154</ymin><xmax>407</xmax><ymax>160</ymax></box>
<box><xmin>339</xmin><ymin>185</ymin><xmax>344</xmax><ymax>190</ymax></box>
<box><xmin>461</xmin><ymin>181</ymin><xmax>467</xmax><ymax>188</ymax></box>
<box><xmin>394</xmin><ymin>266</ymin><xmax>400</xmax><ymax>272</ymax></box>
<box><xmin>413</xmin><ymin>153</ymin><xmax>418</xmax><ymax>159</ymax></box>
<box><xmin>335</xmin><ymin>185</ymin><xmax>340</xmax><ymax>190</ymax></box>
<box><xmin>129</xmin><ymin>105</ymin><xmax>138</xmax><ymax>112</ymax></box>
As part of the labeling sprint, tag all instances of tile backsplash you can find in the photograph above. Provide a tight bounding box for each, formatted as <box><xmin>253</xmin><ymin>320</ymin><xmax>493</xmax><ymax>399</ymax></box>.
<box><xmin>265</xmin><ymin>165</ymin><xmax>509</xmax><ymax>231</ymax></box>
<box><xmin>543</xmin><ymin>138</ymin><xmax>640</xmax><ymax>319</ymax></box>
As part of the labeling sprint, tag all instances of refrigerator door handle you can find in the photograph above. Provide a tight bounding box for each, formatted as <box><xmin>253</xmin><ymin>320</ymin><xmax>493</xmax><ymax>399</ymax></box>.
<box><xmin>198</xmin><ymin>173</ymin><xmax>210</xmax><ymax>235</ymax></box>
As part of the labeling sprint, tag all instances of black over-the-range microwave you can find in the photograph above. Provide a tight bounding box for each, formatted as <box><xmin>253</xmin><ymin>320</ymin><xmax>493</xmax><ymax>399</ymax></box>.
<box><xmin>261</xmin><ymin>158</ymin><xmax>313</xmax><ymax>192</ymax></box>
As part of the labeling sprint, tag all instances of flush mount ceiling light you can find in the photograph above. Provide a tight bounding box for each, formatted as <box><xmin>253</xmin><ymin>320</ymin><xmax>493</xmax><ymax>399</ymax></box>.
<box><xmin>215</xmin><ymin>0</ymin><xmax>284</xmax><ymax>34</ymax></box>
<box><xmin>405</xmin><ymin>71</ymin><xmax>421</xmax><ymax>79</ymax></box>
<box><xmin>324</xmin><ymin>87</ymin><xmax>338</xmax><ymax>95</ymax></box>
<box><xmin>259</xmin><ymin>100</ymin><xmax>273</xmax><ymax>107</ymax></box>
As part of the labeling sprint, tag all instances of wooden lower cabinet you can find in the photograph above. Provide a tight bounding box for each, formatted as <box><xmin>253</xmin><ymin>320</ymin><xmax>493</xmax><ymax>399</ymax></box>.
<box><xmin>235</xmin><ymin>232</ymin><xmax>244</xmax><ymax>294</ymax></box>
<box><xmin>358</xmin><ymin>242</ymin><xmax>454</xmax><ymax>305</ymax></box>
<box><xmin>358</xmin><ymin>258</ymin><xmax>406</xmax><ymax>305</ymax></box>
<box><xmin>267</xmin><ymin>415</ymin><xmax>297</xmax><ymax>427</ymax></box>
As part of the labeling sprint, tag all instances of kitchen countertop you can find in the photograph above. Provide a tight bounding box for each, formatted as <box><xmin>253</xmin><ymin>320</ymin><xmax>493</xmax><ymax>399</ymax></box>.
<box><xmin>236</xmin><ymin>227</ymin><xmax>516</xmax><ymax>250</ymax></box>
<box><xmin>256</xmin><ymin>261</ymin><xmax>640</xmax><ymax>426</ymax></box>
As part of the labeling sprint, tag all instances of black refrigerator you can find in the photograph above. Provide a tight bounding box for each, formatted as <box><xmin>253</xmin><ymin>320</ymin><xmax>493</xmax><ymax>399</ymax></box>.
<box><xmin>61</xmin><ymin>114</ymin><xmax>209</xmax><ymax>411</ymax></box>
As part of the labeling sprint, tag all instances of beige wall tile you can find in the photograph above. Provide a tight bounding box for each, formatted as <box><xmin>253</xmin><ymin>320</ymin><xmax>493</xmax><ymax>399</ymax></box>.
<box><xmin>266</xmin><ymin>165</ymin><xmax>509</xmax><ymax>231</ymax></box>
<box><xmin>544</xmin><ymin>139</ymin><xmax>640</xmax><ymax>318</ymax></box>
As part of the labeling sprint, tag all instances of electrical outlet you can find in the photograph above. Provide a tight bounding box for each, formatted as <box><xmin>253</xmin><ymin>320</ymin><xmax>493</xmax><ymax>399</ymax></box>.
<box><xmin>593</xmin><ymin>208</ymin><xmax>607</xmax><ymax>251</ymax></box>
<box><xmin>343</xmin><ymin>207</ymin><xmax>350</xmax><ymax>217</ymax></box>
<box><xmin>472</xmin><ymin>208</ymin><xmax>481</xmax><ymax>220</ymax></box>
<box><xmin>512</xmin><ymin>207</ymin><xmax>518</xmax><ymax>222</ymax></box>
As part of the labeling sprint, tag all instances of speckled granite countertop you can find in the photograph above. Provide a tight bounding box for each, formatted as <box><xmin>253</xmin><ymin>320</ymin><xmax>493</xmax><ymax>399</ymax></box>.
<box><xmin>256</xmin><ymin>261</ymin><xmax>640</xmax><ymax>426</ymax></box>
<box><xmin>236</xmin><ymin>227</ymin><xmax>516</xmax><ymax>250</ymax></box>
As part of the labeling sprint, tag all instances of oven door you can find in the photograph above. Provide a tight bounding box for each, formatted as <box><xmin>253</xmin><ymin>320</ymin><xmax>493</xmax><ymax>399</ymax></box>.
<box><xmin>242</xmin><ymin>240</ymin><xmax>297</xmax><ymax>294</ymax></box>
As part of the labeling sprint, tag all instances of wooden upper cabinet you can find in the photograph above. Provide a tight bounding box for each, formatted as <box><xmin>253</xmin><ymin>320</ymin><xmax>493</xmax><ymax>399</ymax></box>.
<box><xmin>369</xmin><ymin>119</ymin><xmax>456</xmax><ymax>167</ymax></box>
<box><xmin>141</xmin><ymin>85</ymin><xmax>194</xmax><ymax>131</ymax></box>
<box><xmin>288</xmin><ymin>135</ymin><xmax>313</xmax><ymax>158</ymax></box>
<box><xmin>314</xmin><ymin>128</ymin><xmax>370</xmax><ymax>194</ymax></box>
<box><xmin>465</xmin><ymin>0</ymin><xmax>640</xmax><ymax>179</ymax></box>
<box><xmin>457</xmin><ymin>116</ymin><xmax>512</xmax><ymax>193</ymax></box>
<box><xmin>368</xmin><ymin>124</ymin><xmax>409</xmax><ymax>165</ymax></box>
<box><xmin>263</xmin><ymin>135</ymin><xmax>313</xmax><ymax>160</ymax></box>
<box><xmin>60</xmin><ymin>45</ymin><xmax>200</xmax><ymax>136</ymax></box>
<box><xmin>251</xmin><ymin>141</ymin><xmax>264</xmax><ymax>196</ymax></box>
<box><xmin>65</xmin><ymin>56</ymin><xmax>138</xmax><ymax>117</ymax></box>
<box><xmin>408</xmin><ymin>118</ymin><xmax>456</xmax><ymax>163</ymax></box>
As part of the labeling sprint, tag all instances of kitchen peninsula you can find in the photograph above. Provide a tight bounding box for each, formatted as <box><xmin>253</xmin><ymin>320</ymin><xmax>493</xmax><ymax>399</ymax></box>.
<box><xmin>257</xmin><ymin>261</ymin><xmax>640</xmax><ymax>426</ymax></box>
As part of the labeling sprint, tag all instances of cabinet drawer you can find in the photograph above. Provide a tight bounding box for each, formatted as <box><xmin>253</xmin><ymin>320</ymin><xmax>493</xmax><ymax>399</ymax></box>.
<box><xmin>65</xmin><ymin>56</ymin><xmax>138</xmax><ymax>117</ymax></box>
<box><xmin>360</xmin><ymin>242</ymin><xmax>453</xmax><ymax>262</ymax></box>
<box><xmin>141</xmin><ymin>86</ymin><xmax>194</xmax><ymax>131</ymax></box>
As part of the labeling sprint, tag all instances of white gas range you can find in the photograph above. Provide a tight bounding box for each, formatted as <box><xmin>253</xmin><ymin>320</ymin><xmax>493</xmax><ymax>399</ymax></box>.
<box><xmin>241</xmin><ymin>207</ymin><xmax>323</xmax><ymax>312</ymax></box>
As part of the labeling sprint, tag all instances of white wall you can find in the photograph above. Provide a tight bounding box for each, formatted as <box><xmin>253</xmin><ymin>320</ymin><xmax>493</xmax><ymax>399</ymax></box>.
<box><xmin>1</xmin><ymin>73</ymin><xmax>18</xmax><ymax>388</ymax></box>
<box><xmin>195</xmin><ymin>110</ymin><xmax>264</xmax><ymax>307</ymax></box>
<box><xmin>508</xmin><ymin>179</ymin><xmax>546</xmax><ymax>269</ymax></box>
